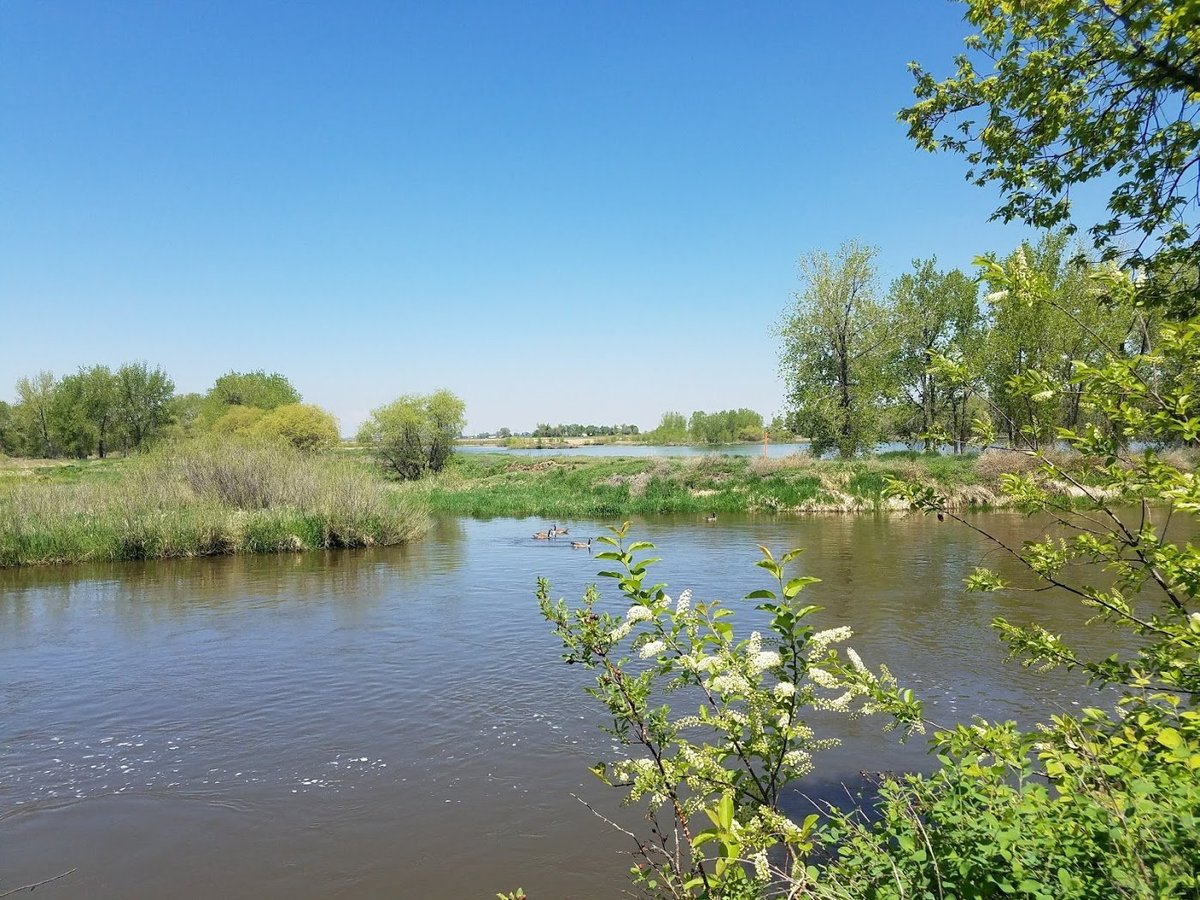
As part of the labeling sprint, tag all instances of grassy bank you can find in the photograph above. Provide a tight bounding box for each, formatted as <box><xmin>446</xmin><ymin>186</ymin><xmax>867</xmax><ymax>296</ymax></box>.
<box><xmin>398</xmin><ymin>450</ymin><xmax>1006</xmax><ymax>518</ymax></box>
<box><xmin>0</xmin><ymin>441</ymin><xmax>428</xmax><ymax>567</ymax></box>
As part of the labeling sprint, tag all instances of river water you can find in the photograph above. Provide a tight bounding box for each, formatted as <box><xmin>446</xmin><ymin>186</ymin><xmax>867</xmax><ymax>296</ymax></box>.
<box><xmin>0</xmin><ymin>513</ymin><xmax>1117</xmax><ymax>898</ymax></box>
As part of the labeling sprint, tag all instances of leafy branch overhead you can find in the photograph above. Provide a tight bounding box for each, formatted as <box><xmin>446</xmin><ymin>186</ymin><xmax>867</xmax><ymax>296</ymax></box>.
<box><xmin>901</xmin><ymin>0</ymin><xmax>1200</xmax><ymax>310</ymax></box>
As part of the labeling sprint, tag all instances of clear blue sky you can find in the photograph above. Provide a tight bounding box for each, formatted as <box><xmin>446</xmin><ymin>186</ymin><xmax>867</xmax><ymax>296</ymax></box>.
<box><xmin>0</xmin><ymin>1</ymin><xmax>1085</xmax><ymax>435</ymax></box>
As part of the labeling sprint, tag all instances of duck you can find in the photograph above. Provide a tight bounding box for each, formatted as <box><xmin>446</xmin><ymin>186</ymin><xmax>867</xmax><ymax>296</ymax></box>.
<box><xmin>571</xmin><ymin>538</ymin><xmax>592</xmax><ymax>550</ymax></box>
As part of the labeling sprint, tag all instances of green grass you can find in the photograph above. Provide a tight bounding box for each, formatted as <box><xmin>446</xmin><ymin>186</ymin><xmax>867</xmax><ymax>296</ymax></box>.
<box><xmin>0</xmin><ymin>440</ymin><xmax>429</xmax><ymax>567</ymax></box>
<box><xmin>394</xmin><ymin>450</ymin><xmax>1008</xmax><ymax>518</ymax></box>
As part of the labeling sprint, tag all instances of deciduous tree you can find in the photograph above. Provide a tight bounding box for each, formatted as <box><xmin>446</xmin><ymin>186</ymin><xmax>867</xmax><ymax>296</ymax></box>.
<box><xmin>901</xmin><ymin>0</ymin><xmax>1200</xmax><ymax>312</ymax></box>
<box><xmin>777</xmin><ymin>241</ymin><xmax>896</xmax><ymax>457</ymax></box>
<box><xmin>890</xmin><ymin>258</ymin><xmax>980</xmax><ymax>451</ymax></box>
<box><xmin>116</xmin><ymin>362</ymin><xmax>174</xmax><ymax>452</ymax></box>
<box><xmin>357</xmin><ymin>390</ymin><xmax>465</xmax><ymax>480</ymax></box>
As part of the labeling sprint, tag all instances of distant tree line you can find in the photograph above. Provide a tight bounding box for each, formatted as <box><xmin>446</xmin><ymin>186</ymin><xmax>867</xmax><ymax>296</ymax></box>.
<box><xmin>777</xmin><ymin>232</ymin><xmax>1166</xmax><ymax>457</ymax></box>
<box><xmin>0</xmin><ymin>362</ymin><xmax>175</xmax><ymax>458</ymax></box>
<box><xmin>0</xmin><ymin>367</ymin><xmax>341</xmax><ymax>458</ymax></box>
<box><xmin>531</xmin><ymin>422</ymin><xmax>640</xmax><ymax>438</ymax></box>
<box><xmin>639</xmin><ymin>408</ymin><xmax>773</xmax><ymax>444</ymax></box>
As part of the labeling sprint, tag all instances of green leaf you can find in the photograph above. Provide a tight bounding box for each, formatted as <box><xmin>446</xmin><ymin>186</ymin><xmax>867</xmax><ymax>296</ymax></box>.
<box><xmin>1156</xmin><ymin>727</ymin><xmax>1183</xmax><ymax>751</ymax></box>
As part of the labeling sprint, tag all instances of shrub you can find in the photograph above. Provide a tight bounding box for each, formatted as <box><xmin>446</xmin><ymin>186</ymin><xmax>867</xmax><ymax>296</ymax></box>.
<box><xmin>251</xmin><ymin>403</ymin><xmax>340</xmax><ymax>452</ymax></box>
<box><xmin>210</xmin><ymin>405</ymin><xmax>267</xmax><ymax>436</ymax></box>
<box><xmin>358</xmin><ymin>389</ymin><xmax>466</xmax><ymax>480</ymax></box>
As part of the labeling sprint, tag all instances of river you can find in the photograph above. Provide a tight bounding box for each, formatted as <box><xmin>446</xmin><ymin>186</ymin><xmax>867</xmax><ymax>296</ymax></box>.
<box><xmin>0</xmin><ymin>513</ymin><xmax>1115</xmax><ymax>898</ymax></box>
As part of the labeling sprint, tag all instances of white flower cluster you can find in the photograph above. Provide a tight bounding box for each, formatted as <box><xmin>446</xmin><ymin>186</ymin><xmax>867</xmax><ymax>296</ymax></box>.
<box><xmin>683</xmin><ymin>653</ymin><xmax>720</xmax><ymax>674</ymax></box>
<box><xmin>609</xmin><ymin>604</ymin><xmax>655</xmax><ymax>641</ymax></box>
<box><xmin>749</xmin><ymin>650</ymin><xmax>781</xmax><ymax>673</ymax></box>
<box><xmin>782</xmin><ymin>748</ymin><xmax>814</xmax><ymax>777</ymax></box>
<box><xmin>809</xmin><ymin>626</ymin><xmax>852</xmax><ymax>653</ymax></box>
<box><xmin>813</xmin><ymin>691</ymin><xmax>853</xmax><ymax>712</ymax></box>
<box><xmin>846</xmin><ymin>647</ymin><xmax>875</xmax><ymax>681</ymax></box>
<box><xmin>806</xmin><ymin>666</ymin><xmax>840</xmax><ymax>689</ymax></box>
<box><xmin>753</xmin><ymin>850</ymin><xmax>770</xmax><ymax>882</ymax></box>
<box><xmin>675</xmin><ymin>589</ymin><xmax>693</xmax><ymax>614</ymax></box>
<box><xmin>773</xmin><ymin>681</ymin><xmax>796</xmax><ymax>700</ymax></box>
<box><xmin>640</xmin><ymin>639</ymin><xmax>666</xmax><ymax>659</ymax></box>
<box><xmin>710</xmin><ymin>673</ymin><xmax>750</xmax><ymax>695</ymax></box>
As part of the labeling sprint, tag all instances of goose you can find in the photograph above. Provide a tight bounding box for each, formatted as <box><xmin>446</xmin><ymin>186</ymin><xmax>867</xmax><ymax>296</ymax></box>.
<box><xmin>555</xmin><ymin>525</ymin><xmax>569</xmax><ymax>535</ymax></box>
<box><xmin>533</xmin><ymin>529</ymin><xmax>552</xmax><ymax>540</ymax></box>
<box><xmin>705</xmin><ymin>512</ymin><xmax>717</xmax><ymax>523</ymax></box>
<box><xmin>571</xmin><ymin>538</ymin><xmax>592</xmax><ymax>550</ymax></box>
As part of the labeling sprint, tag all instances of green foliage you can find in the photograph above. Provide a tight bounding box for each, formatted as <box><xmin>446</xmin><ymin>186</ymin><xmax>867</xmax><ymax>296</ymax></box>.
<box><xmin>0</xmin><ymin>401</ymin><xmax>14</xmax><ymax>455</ymax></box>
<box><xmin>900</xmin><ymin>0</ymin><xmax>1200</xmax><ymax>310</ymax></box>
<box><xmin>169</xmin><ymin>392</ymin><xmax>206</xmax><ymax>440</ymax></box>
<box><xmin>539</xmin><ymin>525</ymin><xmax>919</xmax><ymax>897</ymax></box>
<box><xmin>641</xmin><ymin>411</ymin><xmax>690</xmax><ymax>444</ymax></box>
<box><xmin>357</xmin><ymin>389</ymin><xmax>466</xmax><ymax>480</ymax></box>
<box><xmin>251</xmin><ymin>403</ymin><xmax>340</xmax><ymax>452</ymax></box>
<box><xmin>200</xmin><ymin>370</ymin><xmax>301</xmax><ymax>427</ymax></box>
<box><xmin>13</xmin><ymin>371</ymin><xmax>57</xmax><ymax>457</ymax></box>
<box><xmin>688</xmin><ymin>409</ymin><xmax>765</xmax><ymax>444</ymax></box>
<box><xmin>406</xmin><ymin>452</ymin><xmax>1000</xmax><ymax>518</ymax></box>
<box><xmin>0</xmin><ymin>439</ymin><xmax>428</xmax><ymax>566</ymax></box>
<box><xmin>777</xmin><ymin>241</ymin><xmax>896</xmax><ymax>457</ymax></box>
<box><xmin>889</xmin><ymin>257</ymin><xmax>981</xmax><ymax>451</ymax></box>
<box><xmin>211</xmin><ymin>405</ymin><xmax>267</xmax><ymax>435</ymax></box>
<box><xmin>115</xmin><ymin>361</ymin><xmax>175</xmax><ymax>452</ymax></box>
<box><xmin>871</xmin><ymin>285</ymin><xmax>1200</xmax><ymax>897</ymax></box>
<box><xmin>531</xmin><ymin>422</ymin><xmax>640</xmax><ymax>438</ymax></box>
<box><xmin>975</xmin><ymin>233</ymin><xmax>1143</xmax><ymax>448</ymax></box>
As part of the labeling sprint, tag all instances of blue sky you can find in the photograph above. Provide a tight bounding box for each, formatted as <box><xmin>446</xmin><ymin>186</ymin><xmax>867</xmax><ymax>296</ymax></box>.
<box><xmin>0</xmin><ymin>1</ymin><xmax>1086</xmax><ymax>435</ymax></box>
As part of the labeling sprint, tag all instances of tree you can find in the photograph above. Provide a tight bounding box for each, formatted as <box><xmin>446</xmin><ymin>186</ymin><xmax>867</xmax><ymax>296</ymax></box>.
<box><xmin>50</xmin><ymin>365</ymin><xmax>121</xmax><ymax>458</ymax></box>
<box><xmin>357</xmin><ymin>389</ymin><xmax>465</xmax><ymax>480</ymax></box>
<box><xmin>890</xmin><ymin>258</ymin><xmax>980</xmax><ymax>451</ymax></box>
<box><xmin>48</xmin><ymin>372</ymin><xmax>95</xmax><ymax>459</ymax></box>
<box><xmin>900</xmin><ymin>0</ymin><xmax>1200</xmax><ymax>312</ymax></box>
<box><xmin>116</xmin><ymin>362</ymin><xmax>174</xmax><ymax>452</ymax></box>
<box><xmin>777</xmin><ymin>241</ymin><xmax>896</xmax><ymax>457</ymax></box>
<box><xmin>13</xmin><ymin>371</ymin><xmax>57</xmax><ymax>457</ymax></box>
<box><xmin>977</xmin><ymin>234</ymin><xmax>1140</xmax><ymax>448</ymax></box>
<box><xmin>169</xmin><ymin>392</ymin><xmax>206</xmax><ymax>440</ymax></box>
<box><xmin>688</xmin><ymin>409</ymin><xmax>765</xmax><ymax>443</ymax></box>
<box><xmin>0</xmin><ymin>401</ymin><xmax>14</xmax><ymax>455</ymax></box>
<box><xmin>252</xmin><ymin>403</ymin><xmax>340</xmax><ymax>452</ymax></box>
<box><xmin>644</xmin><ymin>411</ymin><xmax>688</xmax><ymax>443</ymax></box>
<box><xmin>200</xmin><ymin>370</ymin><xmax>301</xmax><ymax>426</ymax></box>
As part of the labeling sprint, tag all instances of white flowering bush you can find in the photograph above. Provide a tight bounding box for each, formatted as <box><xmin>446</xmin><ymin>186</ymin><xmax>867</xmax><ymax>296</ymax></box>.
<box><xmin>537</xmin><ymin>523</ymin><xmax>921</xmax><ymax>898</ymax></box>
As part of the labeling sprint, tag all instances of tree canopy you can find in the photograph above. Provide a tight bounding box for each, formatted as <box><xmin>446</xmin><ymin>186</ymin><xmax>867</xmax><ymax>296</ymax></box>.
<box><xmin>777</xmin><ymin>241</ymin><xmax>896</xmax><ymax>457</ymax></box>
<box><xmin>901</xmin><ymin>0</ymin><xmax>1200</xmax><ymax>310</ymax></box>
<box><xmin>357</xmin><ymin>390</ymin><xmax>466</xmax><ymax>480</ymax></box>
<box><xmin>201</xmin><ymin>370</ymin><xmax>301</xmax><ymax>425</ymax></box>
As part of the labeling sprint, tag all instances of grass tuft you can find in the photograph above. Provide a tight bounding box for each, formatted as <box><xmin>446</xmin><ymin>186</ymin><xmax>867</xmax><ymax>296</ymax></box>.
<box><xmin>0</xmin><ymin>439</ymin><xmax>428</xmax><ymax>567</ymax></box>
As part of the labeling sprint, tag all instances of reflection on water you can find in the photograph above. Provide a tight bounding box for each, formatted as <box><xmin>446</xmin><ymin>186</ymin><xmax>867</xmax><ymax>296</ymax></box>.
<box><xmin>0</xmin><ymin>512</ymin><xmax>1132</xmax><ymax>897</ymax></box>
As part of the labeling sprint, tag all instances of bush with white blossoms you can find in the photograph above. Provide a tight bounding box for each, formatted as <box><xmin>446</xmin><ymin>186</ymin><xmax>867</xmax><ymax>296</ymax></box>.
<box><xmin>537</xmin><ymin>523</ymin><xmax>922</xmax><ymax>898</ymax></box>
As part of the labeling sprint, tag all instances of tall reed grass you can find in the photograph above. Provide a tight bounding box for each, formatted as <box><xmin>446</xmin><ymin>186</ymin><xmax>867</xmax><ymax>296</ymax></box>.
<box><xmin>0</xmin><ymin>439</ymin><xmax>429</xmax><ymax>567</ymax></box>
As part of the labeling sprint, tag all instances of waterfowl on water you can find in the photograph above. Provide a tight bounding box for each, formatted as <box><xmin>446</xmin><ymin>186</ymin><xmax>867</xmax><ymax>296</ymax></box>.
<box><xmin>705</xmin><ymin>512</ymin><xmax>717</xmax><ymax>523</ymax></box>
<box><xmin>571</xmin><ymin>538</ymin><xmax>592</xmax><ymax>550</ymax></box>
<box><xmin>555</xmin><ymin>525</ymin><xmax>569</xmax><ymax>535</ymax></box>
<box><xmin>533</xmin><ymin>530</ymin><xmax>552</xmax><ymax>540</ymax></box>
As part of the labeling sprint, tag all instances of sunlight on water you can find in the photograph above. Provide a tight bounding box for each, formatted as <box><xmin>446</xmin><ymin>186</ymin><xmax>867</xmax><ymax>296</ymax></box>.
<box><xmin>0</xmin><ymin>513</ymin><xmax>1123</xmax><ymax>897</ymax></box>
